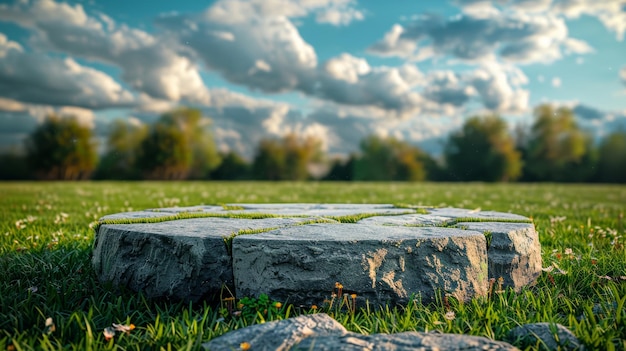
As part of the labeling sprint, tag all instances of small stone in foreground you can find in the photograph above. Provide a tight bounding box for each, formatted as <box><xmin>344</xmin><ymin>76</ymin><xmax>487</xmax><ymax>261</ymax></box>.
<box><xmin>506</xmin><ymin>323</ymin><xmax>583</xmax><ymax>351</ymax></box>
<box><xmin>203</xmin><ymin>314</ymin><xmax>520</xmax><ymax>351</ymax></box>
<box><xmin>296</xmin><ymin>331</ymin><xmax>519</xmax><ymax>351</ymax></box>
<box><xmin>203</xmin><ymin>314</ymin><xmax>346</xmax><ymax>351</ymax></box>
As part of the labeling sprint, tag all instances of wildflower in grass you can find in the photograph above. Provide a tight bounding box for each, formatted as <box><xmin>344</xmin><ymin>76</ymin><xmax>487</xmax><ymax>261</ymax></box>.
<box><xmin>44</xmin><ymin>317</ymin><xmax>55</xmax><ymax>334</ymax></box>
<box><xmin>27</xmin><ymin>286</ymin><xmax>38</xmax><ymax>293</ymax></box>
<box><xmin>564</xmin><ymin>248</ymin><xmax>573</xmax><ymax>256</ymax></box>
<box><xmin>444</xmin><ymin>311</ymin><xmax>455</xmax><ymax>321</ymax></box>
<box><xmin>311</xmin><ymin>305</ymin><xmax>318</xmax><ymax>311</ymax></box>
<box><xmin>274</xmin><ymin>302</ymin><xmax>282</xmax><ymax>309</ymax></box>
<box><xmin>112</xmin><ymin>323</ymin><xmax>135</xmax><ymax>334</ymax></box>
<box><xmin>103</xmin><ymin>327</ymin><xmax>115</xmax><ymax>341</ymax></box>
<box><xmin>240</xmin><ymin>342</ymin><xmax>251</xmax><ymax>350</ymax></box>
<box><xmin>542</xmin><ymin>262</ymin><xmax>567</xmax><ymax>274</ymax></box>
<box><xmin>54</xmin><ymin>212</ymin><xmax>69</xmax><ymax>224</ymax></box>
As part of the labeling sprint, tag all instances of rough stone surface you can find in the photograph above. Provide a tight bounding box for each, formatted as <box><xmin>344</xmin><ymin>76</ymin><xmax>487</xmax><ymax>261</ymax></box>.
<box><xmin>203</xmin><ymin>314</ymin><xmax>520</xmax><ymax>351</ymax></box>
<box><xmin>296</xmin><ymin>331</ymin><xmax>519</xmax><ymax>351</ymax></box>
<box><xmin>427</xmin><ymin>207</ymin><xmax>529</xmax><ymax>221</ymax></box>
<box><xmin>92</xmin><ymin>217</ymin><xmax>317</xmax><ymax>301</ymax></box>
<box><xmin>93</xmin><ymin>204</ymin><xmax>540</xmax><ymax>304</ymax></box>
<box><xmin>234</xmin><ymin>224</ymin><xmax>488</xmax><ymax>305</ymax></box>
<box><xmin>203</xmin><ymin>313</ymin><xmax>347</xmax><ymax>351</ymax></box>
<box><xmin>456</xmin><ymin>222</ymin><xmax>541</xmax><ymax>291</ymax></box>
<box><xmin>506</xmin><ymin>323</ymin><xmax>583</xmax><ymax>351</ymax></box>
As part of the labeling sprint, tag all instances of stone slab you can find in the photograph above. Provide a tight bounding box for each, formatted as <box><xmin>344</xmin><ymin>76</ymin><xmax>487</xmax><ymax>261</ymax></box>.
<box><xmin>203</xmin><ymin>313</ymin><xmax>519</xmax><ymax>351</ymax></box>
<box><xmin>233</xmin><ymin>224</ymin><xmax>488</xmax><ymax>305</ymax></box>
<box><xmin>92</xmin><ymin>217</ymin><xmax>318</xmax><ymax>301</ymax></box>
<box><xmin>92</xmin><ymin>204</ymin><xmax>541</xmax><ymax>305</ymax></box>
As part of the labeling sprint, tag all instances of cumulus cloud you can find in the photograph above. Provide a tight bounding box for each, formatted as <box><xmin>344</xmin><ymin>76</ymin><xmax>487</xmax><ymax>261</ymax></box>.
<box><xmin>203</xmin><ymin>0</ymin><xmax>363</xmax><ymax>26</ymax></box>
<box><xmin>553</xmin><ymin>0</ymin><xmax>626</xmax><ymax>41</ymax></box>
<box><xmin>551</xmin><ymin>77</ymin><xmax>561</xmax><ymax>87</ymax></box>
<box><xmin>157</xmin><ymin>9</ymin><xmax>430</xmax><ymax>113</ymax></box>
<box><xmin>417</xmin><ymin>63</ymin><xmax>530</xmax><ymax>114</ymax></box>
<box><xmin>422</xmin><ymin>71</ymin><xmax>473</xmax><ymax>108</ymax></box>
<box><xmin>0</xmin><ymin>0</ymin><xmax>210</xmax><ymax>104</ymax></box>
<box><xmin>467</xmin><ymin>63</ymin><xmax>530</xmax><ymax>113</ymax></box>
<box><xmin>455</xmin><ymin>0</ymin><xmax>626</xmax><ymax>41</ymax></box>
<box><xmin>312</xmin><ymin>55</ymin><xmax>425</xmax><ymax>113</ymax></box>
<box><xmin>621</xmin><ymin>65</ymin><xmax>626</xmax><ymax>86</ymax></box>
<box><xmin>157</xmin><ymin>13</ymin><xmax>317</xmax><ymax>94</ymax></box>
<box><xmin>369</xmin><ymin>11</ymin><xmax>591</xmax><ymax>64</ymax></box>
<box><xmin>0</xmin><ymin>34</ymin><xmax>134</xmax><ymax>109</ymax></box>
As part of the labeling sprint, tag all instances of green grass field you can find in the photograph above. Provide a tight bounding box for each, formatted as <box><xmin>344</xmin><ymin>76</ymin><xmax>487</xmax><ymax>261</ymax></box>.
<box><xmin>1</xmin><ymin>182</ymin><xmax>625</xmax><ymax>350</ymax></box>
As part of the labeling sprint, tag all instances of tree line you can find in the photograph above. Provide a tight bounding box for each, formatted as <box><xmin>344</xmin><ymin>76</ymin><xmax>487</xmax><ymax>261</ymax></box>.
<box><xmin>1</xmin><ymin>104</ymin><xmax>625</xmax><ymax>183</ymax></box>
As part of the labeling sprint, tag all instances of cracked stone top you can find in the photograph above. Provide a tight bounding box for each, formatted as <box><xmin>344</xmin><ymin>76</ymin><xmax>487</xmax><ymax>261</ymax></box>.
<box><xmin>92</xmin><ymin>204</ymin><xmax>542</xmax><ymax>305</ymax></box>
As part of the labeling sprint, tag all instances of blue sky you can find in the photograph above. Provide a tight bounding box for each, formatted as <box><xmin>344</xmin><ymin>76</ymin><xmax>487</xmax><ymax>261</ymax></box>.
<box><xmin>0</xmin><ymin>0</ymin><xmax>625</xmax><ymax>157</ymax></box>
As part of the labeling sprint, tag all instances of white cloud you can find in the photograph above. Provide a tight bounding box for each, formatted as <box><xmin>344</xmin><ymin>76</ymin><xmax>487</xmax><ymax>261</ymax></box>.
<box><xmin>367</xmin><ymin>24</ymin><xmax>417</xmax><ymax>58</ymax></box>
<box><xmin>0</xmin><ymin>34</ymin><xmax>135</xmax><ymax>109</ymax></box>
<box><xmin>553</xmin><ymin>0</ymin><xmax>626</xmax><ymax>41</ymax></box>
<box><xmin>563</xmin><ymin>38</ymin><xmax>594</xmax><ymax>54</ymax></box>
<box><xmin>316</xmin><ymin>6</ymin><xmax>364</xmax><ymax>26</ymax></box>
<box><xmin>0</xmin><ymin>97</ymin><xmax>26</xmax><ymax>112</ymax></box>
<box><xmin>467</xmin><ymin>63</ymin><xmax>530</xmax><ymax>113</ymax></box>
<box><xmin>158</xmin><ymin>14</ymin><xmax>317</xmax><ymax>94</ymax></box>
<box><xmin>369</xmin><ymin>8</ymin><xmax>592</xmax><ymax>65</ymax></box>
<box><xmin>0</xmin><ymin>0</ymin><xmax>211</xmax><ymax>104</ymax></box>
<box><xmin>422</xmin><ymin>71</ymin><xmax>474</xmax><ymax>108</ymax></box>
<box><xmin>204</xmin><ymin>0</ymin><xmax>363</xmax><ymax>26</ymax></box>
<box><xmin>370</xmin><ymin>12</ymin><xmax>591</xmax><ymax>63</ymax></box>
<box><xmin>621</xmin><ymin>65</ymin><xmax>626</xmax><ymax>85</ymax></box>
<box><xmin>551</xmin><ymin>77</ymin><xmax>562</xmax><ymax>87</ymax></box>
<box><xmin>309</xmin><ymin>54</ymin><xmax>425</xmax><ymax>114</ymax></box>
<box><xmin>457</xmin><ymin>0</ymin><xmax>626</xmax><ymax>41</ymax></box>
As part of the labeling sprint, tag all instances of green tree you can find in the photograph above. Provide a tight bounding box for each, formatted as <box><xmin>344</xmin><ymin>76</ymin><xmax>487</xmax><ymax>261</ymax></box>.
<box><xmin>252</xmin><ymin>134</ymin><xmax>323</xmax><ymax>180</ymax></box>
<box><xmin>136</xmin><ymin>108</ymin><xmax>221</xmax><ymax>180</ymax></box>
<box><xmin>94</xmin><ymin>119</ymin><xmax>147</xmax><ymax>180</ymax></box>
<box><xmin>136</xmin><ymin>122</ymin><xmax>191</xmax><ymax>180</ymax></box>
<box><xmin>323</xmin><ymin>154</ymin><xmax>356</xmax><ymax>181</ymax></box>
<box><xmin>159</xmin><ymin>108</ymin><xmax>221</xmax><ymax>179</ymax></box>
<box><xmin>524</xmin><ymin>105</ymin><xmax>594</xmax><ymax>182</ymax></box>
<box><xmin>210</xmin><ymin>151</ymin><xmax>251</xmax><ymax>180</ymax></box>
<box><xmin>25</xmin><ymin>115</ymin><xmax>98</xmax><ymax>180</ymax></box>
<box><xmin>0</xmin><ymin>151</ymin><xmax>31</xmax><ymax>180</ymax></box>
<box><xmin>444</xmin><ymin>115</ymin><xmax>521</xmax><ymax>182</ymax></box>
<box><xmin>596</xmin><ymin>131</ymin><xmax>626</xmax><ymax>183</ymax></box>
<box><xmin>353</xmin><ymin>136</ymin><xmax>428</xmax><ymax>181</ymax></box>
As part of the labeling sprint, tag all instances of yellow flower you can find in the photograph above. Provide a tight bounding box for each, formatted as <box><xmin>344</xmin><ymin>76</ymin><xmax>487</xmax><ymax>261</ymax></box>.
<box><xmin>311</xmin><ymin>305</ymin><xmax>318</xmax><ymax>310</ymax></box>
<box><xmin>240</xmin><ymin>342</ymin><xmax>251</xmax><ymax>350</ymax></box>
<box><xmin>350</xmin><ymin>294</ymin><xmax>357</xmax><ymax>299</ymax></box>
<box><xmin>274</xmin><ymin>302</ymin><xmax>282</xmax><ymax>309</ymax></box>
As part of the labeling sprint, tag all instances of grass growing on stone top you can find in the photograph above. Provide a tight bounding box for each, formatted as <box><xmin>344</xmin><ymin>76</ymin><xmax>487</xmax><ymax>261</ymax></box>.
<box><xmin>1</xmin><ymin>181</ymin><xmax>625</xmax><ymax>350</ymax></box>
